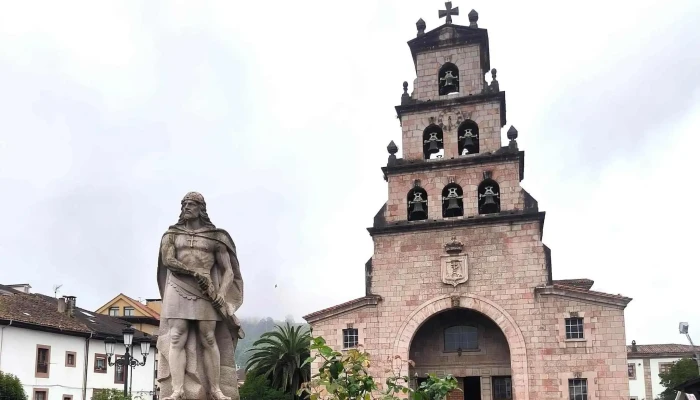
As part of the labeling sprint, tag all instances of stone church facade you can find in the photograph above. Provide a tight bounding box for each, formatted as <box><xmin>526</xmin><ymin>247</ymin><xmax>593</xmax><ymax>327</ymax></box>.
<box><xmin>304</xmin><ymin>6</ymin><xmax>631</xmax><ymax>400</ymax></box>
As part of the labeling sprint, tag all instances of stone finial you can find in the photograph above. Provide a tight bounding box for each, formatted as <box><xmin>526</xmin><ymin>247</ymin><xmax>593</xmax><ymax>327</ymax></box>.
<box><xmin>489</xmin><ymin>68</ymin><xmax>499</xmax><ymax>92</ymax></box>
<box><xmin>416</xmin><ymin>18</ymin><xmax>426</xmax><ymax>36</ymax></box>
<box><xmin>387</xmin><ymin>140</ymin><xmax>398</xmax><ymax>166</ymax></box>
<box><xmin>507</xmin><ymin>125</ymin><xmax>518</xmax><ymax>150</ymax></box>
<box><xmin>401</xmin><ymin>81</ymin><xmax>411</xmax><ymax>104</ymax></box>
<box><xmin>468</xmin><ymin>9</ymin><xmax>479</xmax><ymax>28</ymax></box>
<box><xmin>507</xmin><ymin>125</ymin><xmax>518</xmax><ymax>140</ymax></box>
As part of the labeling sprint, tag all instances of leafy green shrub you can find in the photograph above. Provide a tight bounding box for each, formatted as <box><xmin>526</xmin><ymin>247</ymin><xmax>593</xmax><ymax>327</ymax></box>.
<box><xmin>299</xmin><ymin>336</ymin><xmax>460</xmax><ymax>400</ymax></box>
<box><xmin>0</xmin><ymin>372</ymin><xmax>27</xmax><ymax>400</ymax></box>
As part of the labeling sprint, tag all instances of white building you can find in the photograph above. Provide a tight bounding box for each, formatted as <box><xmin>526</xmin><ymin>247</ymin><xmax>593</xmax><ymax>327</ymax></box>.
<box><xmin>627</xmin><ymin>341</ymin><xmax>698</xmax><ymax>400</ymax></box>
<box><xmin>0</xmin><ymin>284</ymin><xmax>157</xmax><ymax>400</ymax></box>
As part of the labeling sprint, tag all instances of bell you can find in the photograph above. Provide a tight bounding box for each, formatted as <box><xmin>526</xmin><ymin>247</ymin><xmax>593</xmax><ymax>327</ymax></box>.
<box><xmin>409</xmin><ymin>201</ymin><xmax>427</xmax><ymax>220</ymax></box>
<box><xmin>482</xmin><ymin>194</ymin><xmax>497</xmax><ymax>206</ymax></box>
<box><xmin>427</xmin><ymin>140</ymin><xmax>440</xmax><ymax>154</ymax></box>
<box><xmin>462</xmin><ymin>135</ymin><xmax>475</xmax><ymax>148</ymax></box>
<box><xmin>444</xmin><ymin>198</ymin><xmax>462</xmax><ymax>217</ymax></box>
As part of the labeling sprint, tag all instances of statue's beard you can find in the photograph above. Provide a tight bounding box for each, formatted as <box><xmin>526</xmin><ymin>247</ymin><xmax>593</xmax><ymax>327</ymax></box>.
<box><xmin>176</xmin><ymin>207</ymin><xmax>215</xmax><ymax>227</ymax></box>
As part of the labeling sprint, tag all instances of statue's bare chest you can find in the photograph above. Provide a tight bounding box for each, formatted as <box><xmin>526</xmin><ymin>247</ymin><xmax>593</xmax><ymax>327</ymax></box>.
<box><xmin>173</xmin><ymin>234</ymin><xmax>218</xmax><ymax>254</ymax></box>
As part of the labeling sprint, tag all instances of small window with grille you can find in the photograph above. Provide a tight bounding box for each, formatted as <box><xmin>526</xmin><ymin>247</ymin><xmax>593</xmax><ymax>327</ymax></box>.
<box><xmin>342</xmin><ymin>328</ymin><xmax>358</xmax><ymax>349</ymax></box>
<box><xmin>565</xmin><ymin>317</ymin><xmax>584</xmax><ymax>340</ymax></box>
<box><xmin>492</xmin><ymin>376</ymin><xmax>512</xmax><ymax>400</ymax></box>
<box><xmin>568</xmin><ymin>378</ymin><xmax>588</xmax><ymax>400</ymax></box>
<box><xmin>444</xmin><ymin>325</ymin><xmax>478</xmax><ymax>352</ymax></box>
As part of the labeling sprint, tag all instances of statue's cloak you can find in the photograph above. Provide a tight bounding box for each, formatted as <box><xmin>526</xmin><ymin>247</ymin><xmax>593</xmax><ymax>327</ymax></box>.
<box><xmin>156</xmin><ymin>225</ymin><xmax>243</xmax><ymax>400</ymax></box>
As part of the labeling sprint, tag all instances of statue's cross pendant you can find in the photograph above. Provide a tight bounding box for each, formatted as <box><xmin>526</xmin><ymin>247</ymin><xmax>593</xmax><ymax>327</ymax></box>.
<box><xmin>439</xmin><ymin>1</ymin><xmax>459</xmax><ymax>24</ymax></box>
<box><xmin>187</xmin><ymin>236</ymin><xmax>196</xmax><ymax>247</ymax></box>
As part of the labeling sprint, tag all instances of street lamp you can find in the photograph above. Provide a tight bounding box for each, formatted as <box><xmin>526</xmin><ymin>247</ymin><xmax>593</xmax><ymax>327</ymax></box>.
<box><xmin>679</xmin><ymin>322</ymin><xmax>700</xmax><ymax>374</ymax></box>
<box><xmin>105</xmin><ymin>326</ymin><xmax>151</xmax><ymax>397</ymax></box>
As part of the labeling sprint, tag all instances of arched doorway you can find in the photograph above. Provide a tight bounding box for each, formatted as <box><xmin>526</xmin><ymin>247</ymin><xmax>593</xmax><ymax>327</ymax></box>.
<box><xmin>393</xmin><ymin>294</ymin><xmax>529</xmax><ymax>400</ymax></box>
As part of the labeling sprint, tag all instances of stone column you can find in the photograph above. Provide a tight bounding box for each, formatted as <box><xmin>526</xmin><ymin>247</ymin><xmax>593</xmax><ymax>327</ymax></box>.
<box><xmin>481</xmin><ymin>376</ymin><xmax>492</xmax><ymax>400</ymax></box>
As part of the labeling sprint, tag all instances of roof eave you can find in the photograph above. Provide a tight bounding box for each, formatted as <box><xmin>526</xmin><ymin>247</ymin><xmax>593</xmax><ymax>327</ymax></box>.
<box><xmin>303</xmin><ymin>295</ymin><xmax>381</xmax><ymax>324</ymax></box>
<box><xmin>535</xmin><ymin>285</ymin><xmax>632</xmax><ymax>308</ymax></box>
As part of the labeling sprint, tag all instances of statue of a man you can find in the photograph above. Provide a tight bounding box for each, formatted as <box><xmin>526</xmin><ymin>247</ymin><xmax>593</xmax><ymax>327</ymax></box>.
<box><xmin>156</xmin><ymin>192</ymin><xmax>244</xmax><ymax>400</ymax></box>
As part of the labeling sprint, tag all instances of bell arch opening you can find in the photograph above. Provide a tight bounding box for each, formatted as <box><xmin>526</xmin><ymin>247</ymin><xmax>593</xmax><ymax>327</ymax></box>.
<box><xmin>478</xmin><ymin>179</ymin><xmax>501</xmax><ymax>215</ymax></box>
<box><xmin>393</xmin><ymin>294</ymin><xmax>529</xmax><ymax>400</ymax></box>
<box><xmin>458</xmin><ymin>120</ymin><xmax>479</xmax><ymax>155</ymax></box>
<box><xmin>438</xmin><ymin>62</ymin><xmax>460</xmax><ymax>96</ymax></box>
<box><xmin>423</xmin><ymin>124</ymin><xmax>444</xmax><ymax>160</ymax></box>
<box><xmin>442</xmin><ymin>183</ymin><xmax>464</xmax><ymax>218</ymax></box>
<box><xmin>407</xmin><ymin>186</ymin><xmax>428</xmax><ymax>221</ymax></box>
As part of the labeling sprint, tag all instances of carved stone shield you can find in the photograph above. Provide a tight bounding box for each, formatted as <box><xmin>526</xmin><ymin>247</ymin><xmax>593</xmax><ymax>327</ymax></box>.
<box><xmin>441</xmin><ymin>254</ymin><xmax>468</xmax><ymax>287</ymax></box>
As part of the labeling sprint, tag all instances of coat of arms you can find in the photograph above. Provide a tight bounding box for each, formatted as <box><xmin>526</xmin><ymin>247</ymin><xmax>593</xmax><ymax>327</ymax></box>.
<box><xmin>441</xmin><ymin>237</ymin><xmax>468</xmax><ymax>287</ymax></box>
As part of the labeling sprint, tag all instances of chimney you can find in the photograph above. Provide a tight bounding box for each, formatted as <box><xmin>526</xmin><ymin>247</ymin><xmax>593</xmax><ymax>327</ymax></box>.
<box><xmin>64</xmin><ymin>296</ymin><xmax>76</xmax><ymax>317</ymax></box>
<box><xmin>631</xmin><ymin>340</ymin><xmax>638</xmax><ymax>352</ymax></box>
<box><xmin>57</xmin><ymin>297</ymin><xmax>67</xmax><ymax>313</ymax></box>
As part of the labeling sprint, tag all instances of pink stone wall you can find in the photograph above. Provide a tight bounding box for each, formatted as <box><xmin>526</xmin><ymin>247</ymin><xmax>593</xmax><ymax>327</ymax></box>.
<box><xmin>412</xmin><ymin>42</ymin><xmax>485</xmax><ymax>101</ymax></box>
<box><xmin>399</xmin><ymin>100</ymin><xmax>502</xmax><ymax>161</ymax></box>
<box><xmin>385</xmin><ymin>160</ymin><xmax>523</xmax><ymax>222</ymax></box>
<box><xmin>309</xmin><ymin>221</ymin><xmax>629</xmax><ymax>399</ymax></box>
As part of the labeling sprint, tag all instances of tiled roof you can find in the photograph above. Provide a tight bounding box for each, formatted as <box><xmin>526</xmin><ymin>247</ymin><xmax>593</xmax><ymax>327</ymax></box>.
<box><xmin>0</xmin><ymin>285</ymin><xmax>154</xmax><ymax>342</ymax></box>
<box><xmin>551</xmin><ymin>283</ymin><xmax>632</xmax><ymax>301</ymax></box>
<box><xmin>0</xmin><ymin>285</ymin><xmax>89</xmax><ymax>333</ymax></box>
<box><xmin>628</xmin><ymin>344</ymin><xmax>698</xmax><ymax>355</ymax></box>
<box><xmin>121</xmin><ymin>293</ymin><xmax>160</xmax><ymax>319</ymax></box>
<box><xmin>553</xmin><ymin>279</ymin><xmax>594</xmax><ymax>290</ymax></box>
<box><xmin>303</xmin><ymin>295</ymin><xmax>381</xmax><ymax>322</ymax></box>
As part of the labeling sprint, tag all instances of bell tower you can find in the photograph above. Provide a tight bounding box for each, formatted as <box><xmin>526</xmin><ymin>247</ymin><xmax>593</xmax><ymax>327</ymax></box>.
<box><xmin>382</xmin><ymin>2</ymin><xmax>527</xmax><ymax>224</ymax></box>
<box><xmin>305</xmin><ymin>4</ymin><xmax>631</xmax><ymax>399</ymax></box>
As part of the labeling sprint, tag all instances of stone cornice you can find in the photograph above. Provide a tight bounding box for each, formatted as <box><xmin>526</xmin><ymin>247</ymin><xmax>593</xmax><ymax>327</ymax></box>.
<box><xmin>303</xmin><ymin>295</ymin><xmax>382</xmax><ymax>324</ymax></box>
<box><xmin>535</xmin><ymin>285</ymin><xmax>632</xmax><ymax>309</ymax></box>
<box><xmin>382</xmin><ymin>149</ymin><xmax>524</xmax><ymax>181</ymax></box>
<box><xmin>395</xmin><ymin>91</ymin><xmax>506</xmax><ymax>127</ymax></box>
<box><xmin>368</xmin><ymin>210</ymin><xmax>545</xmax><ymax>237</ymax></box>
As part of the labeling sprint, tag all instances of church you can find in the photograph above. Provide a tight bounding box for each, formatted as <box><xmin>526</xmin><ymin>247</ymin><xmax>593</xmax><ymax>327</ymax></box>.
<box><xmin>303</xmin><ymin>4</ymin><xmax>631</xmax><ymax>400</ymax></box>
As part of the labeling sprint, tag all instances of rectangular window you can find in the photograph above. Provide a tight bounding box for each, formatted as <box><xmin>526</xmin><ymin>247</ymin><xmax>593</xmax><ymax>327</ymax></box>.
<box><xmin>492</xmin><ymin>376</ymin><xmax>512</xmax><ymax>400</ymax></box>
<box><xmin>124</xmin><ymin>307</ymin><xmax>135</xmax><ymax>316</ymax></box>
<box><xmin>35</xmin><ymin>345</ymin><xmax>51</xmax><ymax>378</ymax></box>
<box><xmin>659</xmin><ymin>362</ymin><xmax>674</xmax><ymax>375</ymax></box>
<box><xmin>109</xmin><ymin>307</ymin><xmax>119</xmax><ymax>316</ymax></box>
<box><xmin>628</xmin><ymin>363</ymin><xmax>636</xmax><ymax>379</ymax></box>
<box><xmin>65</xmin><ymin>351</ymin><xmax>76</xmax><ymax>367</ymax></box>
<box><xmin>114</xmin><ymin>356</ymin><xmax>126</xmax><ymax>384</ymax></box>
<box><xmin>444</xmin><ymin>325</ymin><xmax>478</xmax><ymax>352</ymax></box>
<box><xmin>94</xmin><ymin>353</ymin><xmax>107</xmax><ymax>373</ymax></box>
<box><xmin>565</xmin><ymin>318</ymin><xmax>584</xmax><ymax>340</ymax></box>
<box><xmin>63</xmin><ymin>395</ymin><xmax>73</xmax><ymax>400</ymax></box>
<box><xmin>568</xmin><ymin>378</ymin><xmax>588</xmax><ymax>400</ymax></box>
<box><xmin>342</xmin><ymin>328</ymin><xmax>359</xmax><ymax>349</ymax></box>
<box><xmin>33</xmin><ymin>389</ymin><xmax>48</xmax><ymax>400</ymax></box>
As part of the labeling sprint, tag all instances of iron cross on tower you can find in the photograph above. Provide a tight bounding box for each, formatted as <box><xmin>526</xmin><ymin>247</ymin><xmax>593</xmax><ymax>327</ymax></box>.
<box><xmin>439</xmin><ymin>1</ymin><xmax>459</xmax><ymax>24</ymax></box>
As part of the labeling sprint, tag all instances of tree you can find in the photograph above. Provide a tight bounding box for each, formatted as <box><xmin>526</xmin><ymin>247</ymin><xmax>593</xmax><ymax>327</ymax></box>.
<box><xmin>246</xmin><ymin>323</ymin><xmax>311</xmax><ymax>397</ymax></box>
<box><xmin>239</xmin><ymin>372</ymin><xmax>294</xmax><ymax>400</ymax></box>
<box><xmin>0</xmin><ymin>371</ymin><xmax>27</xmax><ymax>400</ymax></box>
<box><xmin>658</xmin><ymin>358</ymin><xmax>699</xmax><ymax>400</ymax></box>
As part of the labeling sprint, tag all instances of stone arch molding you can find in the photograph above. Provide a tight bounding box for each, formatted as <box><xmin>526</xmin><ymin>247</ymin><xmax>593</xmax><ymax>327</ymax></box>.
<box><xmin>392</xmin><ymin>293</ymin><xmax>530</xmax><ymax>400</ymax></box>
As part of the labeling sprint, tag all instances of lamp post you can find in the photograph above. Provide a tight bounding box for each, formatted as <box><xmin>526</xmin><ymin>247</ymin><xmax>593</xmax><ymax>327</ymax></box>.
<box><xmin>679</xmin><ymin>322</ymin><xmax>700</xmax><ymax>374</ymax></box>
<box><xmin>105</xmin><ymin>326</ymin><xmax>151</xmax><ymax>397</ymax></box>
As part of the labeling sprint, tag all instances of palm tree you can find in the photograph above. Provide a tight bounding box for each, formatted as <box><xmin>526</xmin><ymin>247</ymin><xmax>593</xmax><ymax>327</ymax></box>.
<box><xmin>245</xmin><ymin>323</ymin><xmax>311</xmax><ymax>397</ymax></box>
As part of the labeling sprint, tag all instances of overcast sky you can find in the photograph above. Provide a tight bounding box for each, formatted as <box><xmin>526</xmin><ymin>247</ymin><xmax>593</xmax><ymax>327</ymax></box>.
<box><xmin>1</xmin><ymin>0</ymin><xmax>699</xmax><ymax>346</ymax></box>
